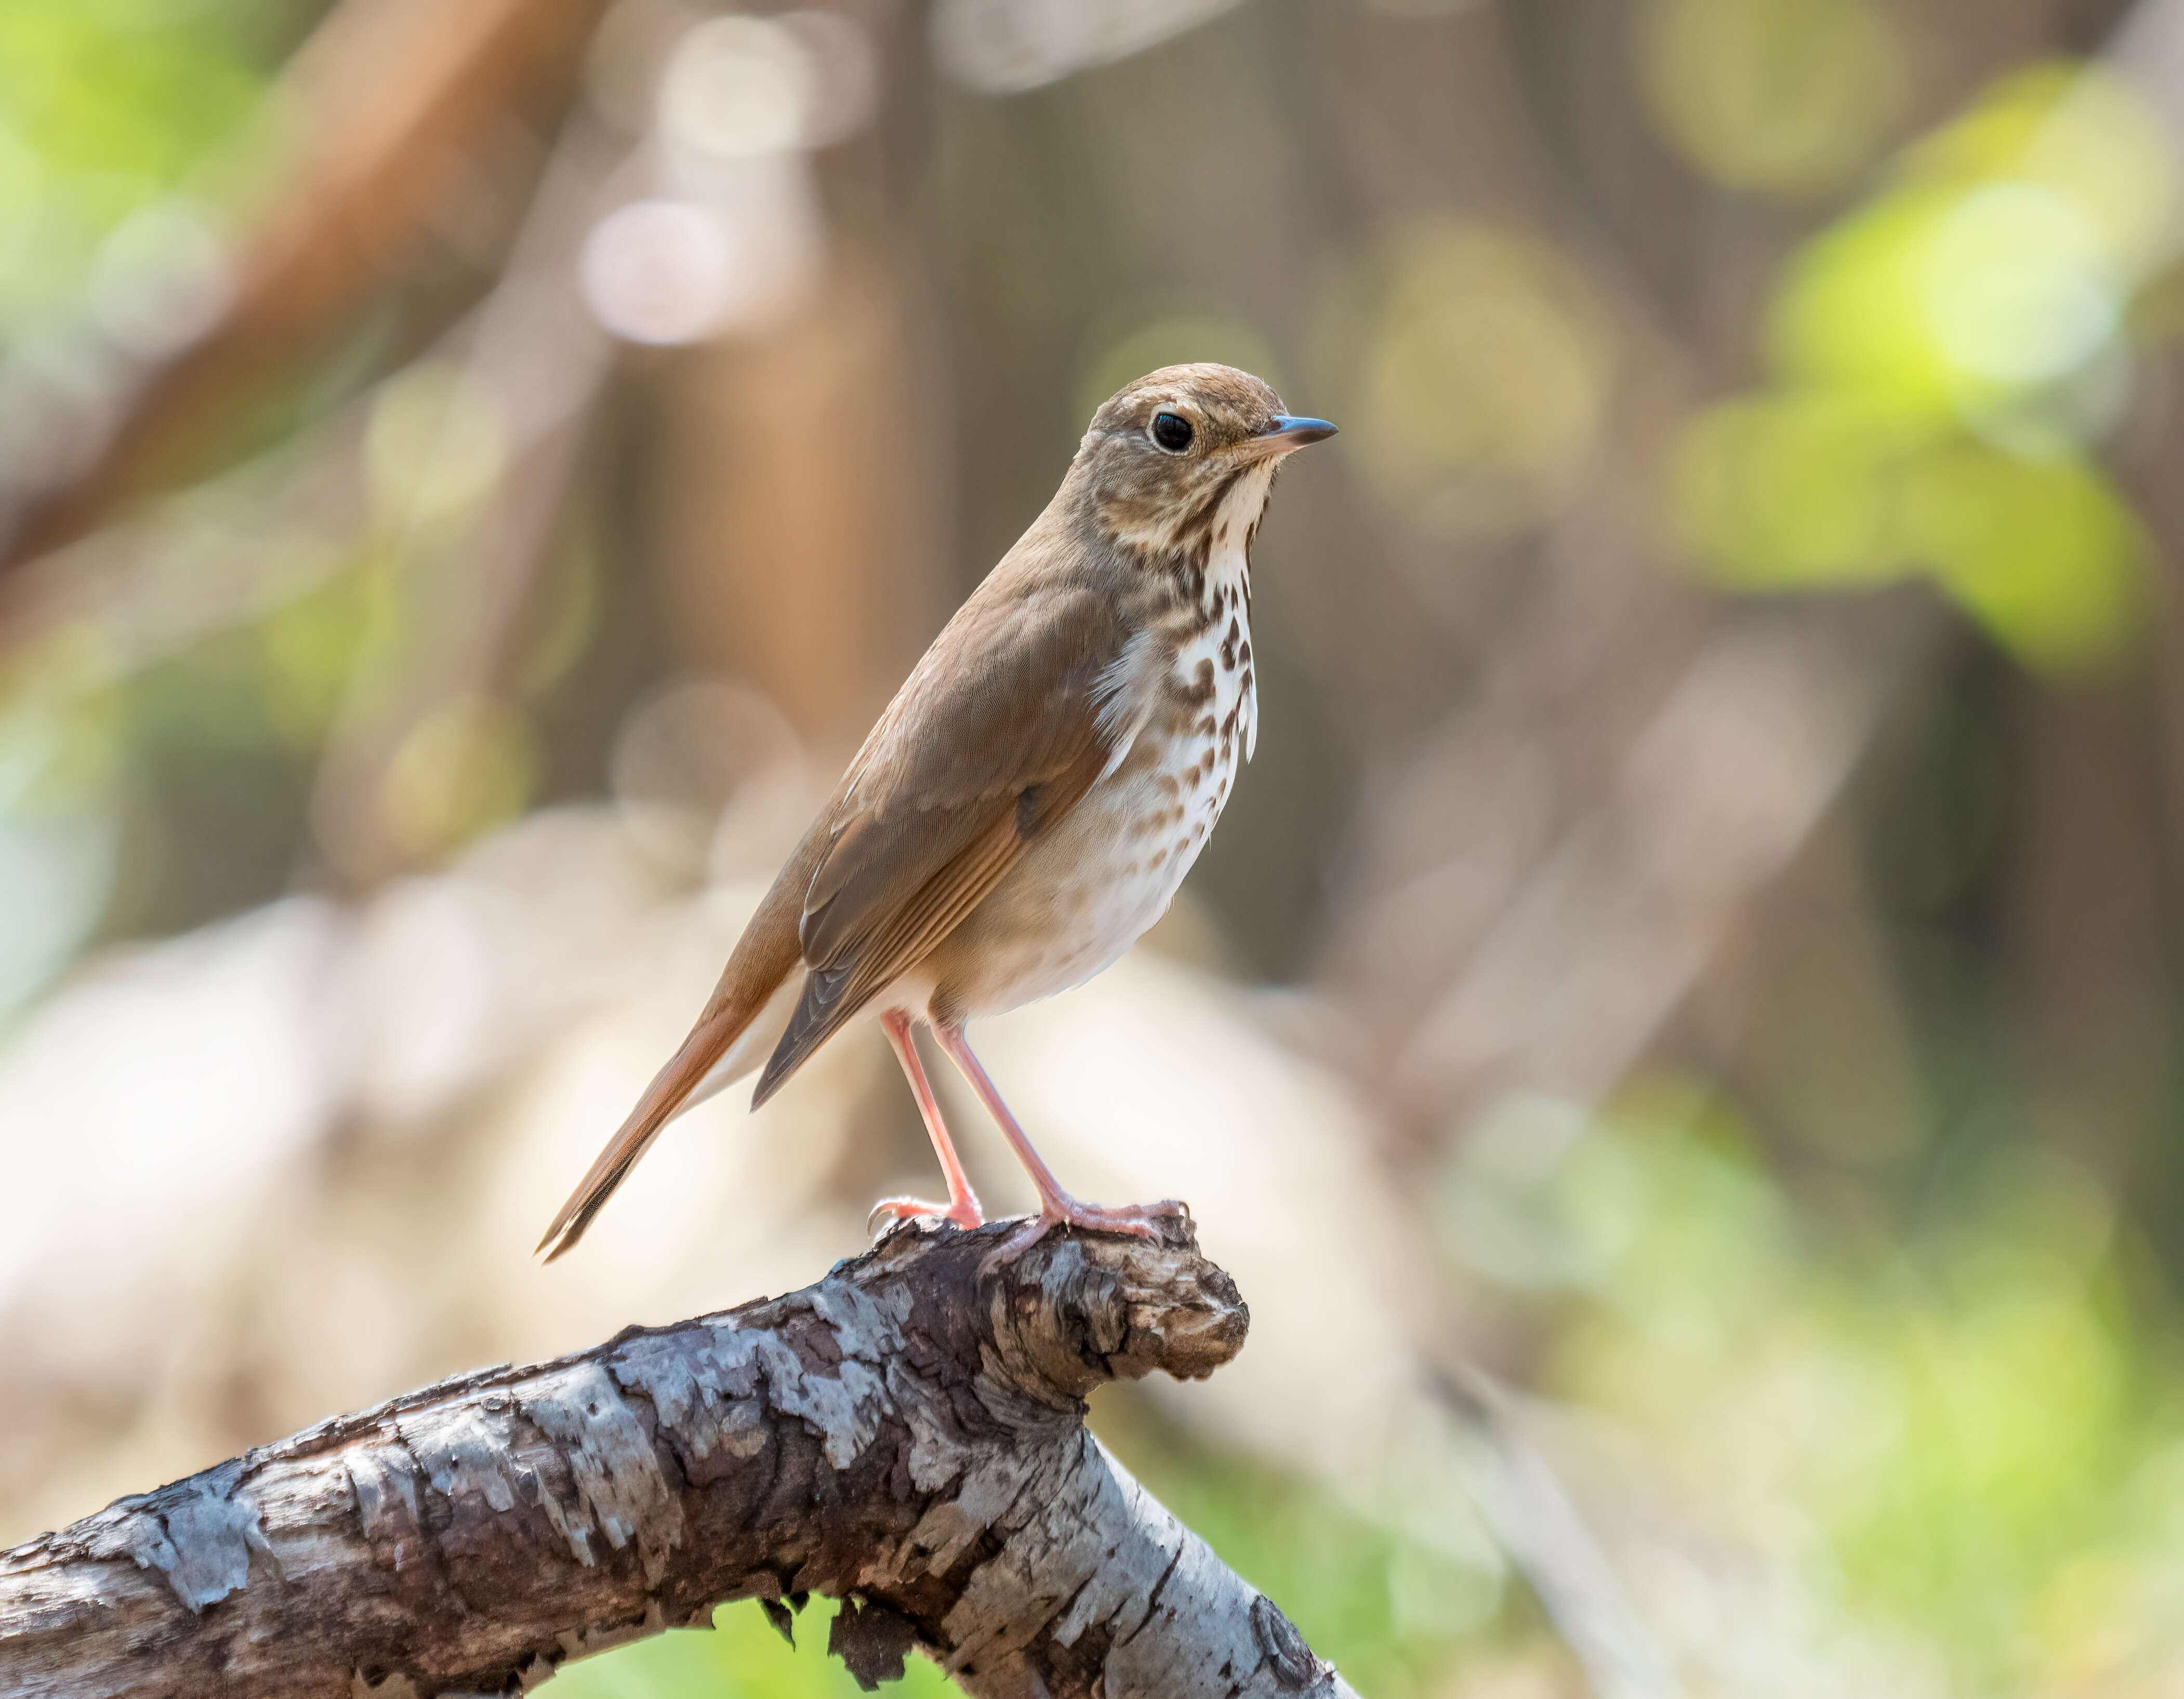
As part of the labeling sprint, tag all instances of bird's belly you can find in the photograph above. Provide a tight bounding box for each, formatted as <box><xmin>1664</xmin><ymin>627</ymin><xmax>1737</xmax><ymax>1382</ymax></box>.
<box><xmin>938</xmin><ymin>725</ymin><xmax>1241</xmax><ymax>1017</ymax></box>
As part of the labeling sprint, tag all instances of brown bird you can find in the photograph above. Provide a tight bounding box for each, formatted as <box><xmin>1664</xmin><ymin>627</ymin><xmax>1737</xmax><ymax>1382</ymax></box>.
<box><xmin>539</xmin><ymin>363</ymin><xmax>1334</xmax><ymax>1267</ymax></box>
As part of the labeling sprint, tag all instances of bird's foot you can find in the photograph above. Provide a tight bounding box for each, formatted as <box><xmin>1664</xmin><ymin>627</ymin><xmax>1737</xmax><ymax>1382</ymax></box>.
<box><xmin>977</xmin><ymin>1195</ymin><xmax>1190</xmax><ymax>1275</ymax></box>
<box><xmin>867</xmin><ymin>1193</ymin><xmax>984</xmax><ymax>1239</ymax></box>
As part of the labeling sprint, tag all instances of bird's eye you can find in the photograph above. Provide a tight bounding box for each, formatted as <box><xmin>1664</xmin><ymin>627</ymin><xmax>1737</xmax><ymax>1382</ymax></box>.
<box><xmin>1150</xmin><ymin>411</ymin><xmax>1194</xmax><ymax>453</ymax></box>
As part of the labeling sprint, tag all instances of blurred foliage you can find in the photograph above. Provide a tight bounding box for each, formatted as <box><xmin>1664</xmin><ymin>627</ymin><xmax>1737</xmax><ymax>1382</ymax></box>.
<box><xmin>0</xmin><ymin>0</ymin><xmax>295</xmax><ymax>335</ymax></box>
<box><xmin>0</xmin><ymin>0</ymin><xmax>308</xmax><ymax>1019</ymax></box>
<box><xmin>1437</xmin><ymin>1073</ymin><xmax>2184</xmax><ymax>1694</ymax></box>
<box><xmin>0</xmin><ymin>627</ymin><xmax>123</xmax><ymax>1016</ymax></box>
<box><xmin>1672</xmin><ymin>63</ymin><xmax>2172</xmax><ymax>673</ymax></box>
<box><xmin>1099</xmin><ymin>1410</ymin><xmax>1513</xmax><ymax>1696</ymax></box>
<box><xmin>1312</xmin><ymin>221</ymin><xmax>1614</xmax><ymax>544</ymax></box>
<box><xmin>548</xmin><ymin>1595</ymin><xmax>958</xmax><ymax>1699</ymax></box>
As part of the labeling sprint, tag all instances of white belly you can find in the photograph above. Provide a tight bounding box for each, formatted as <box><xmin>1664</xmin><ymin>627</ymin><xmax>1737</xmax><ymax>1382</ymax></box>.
<box><xmin>1056</xmin><ymin>742</ymin><xmax>1238</xmax><ymax>975</ymax></box>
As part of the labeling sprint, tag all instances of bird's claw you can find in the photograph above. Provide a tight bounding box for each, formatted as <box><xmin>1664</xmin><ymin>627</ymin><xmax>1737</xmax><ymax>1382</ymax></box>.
<box><xmin>867</xmin><ymin>1194</ymin><xmax>983</xmax><ymax>1240</ymax></box>
<box><xmin>975</xmin><ymin>1196</ymin><xmax>1190</xmax><ymax>1276</ymax></box>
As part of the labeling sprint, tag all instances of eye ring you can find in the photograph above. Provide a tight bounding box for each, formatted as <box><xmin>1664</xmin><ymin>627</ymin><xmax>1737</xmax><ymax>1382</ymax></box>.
<box><xmin>1149</xmin><ymin>411</ymin><xmax>1194</xmax><ymax>454</ymax></box>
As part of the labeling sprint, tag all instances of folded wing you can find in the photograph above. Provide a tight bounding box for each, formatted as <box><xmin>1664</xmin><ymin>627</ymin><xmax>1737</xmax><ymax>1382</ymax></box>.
<box><xmin>753</xmin><ymin>576</ymin><xmax>1132</xmax><ymax>1104</ymax></box>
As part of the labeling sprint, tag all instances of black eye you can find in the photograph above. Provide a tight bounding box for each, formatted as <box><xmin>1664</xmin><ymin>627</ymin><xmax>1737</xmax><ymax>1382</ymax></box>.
<box><xmin>1150</xmin><ymin>411</ymin><xmax>1194</xmax><ymax>453</ymax></box>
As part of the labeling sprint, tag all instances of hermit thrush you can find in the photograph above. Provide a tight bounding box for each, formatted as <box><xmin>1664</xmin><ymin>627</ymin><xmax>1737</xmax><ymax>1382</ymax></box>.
<box><xmin>540</xmin><ymin>364</ymin><xmax>1334</xmax><ymax>1265</ymax></box>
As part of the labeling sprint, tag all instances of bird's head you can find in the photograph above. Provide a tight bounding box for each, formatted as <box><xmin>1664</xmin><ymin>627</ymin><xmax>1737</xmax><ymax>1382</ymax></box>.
<box><xmin>1070</xmin><ymin>363</ymin><xmax>1335</xmax><ymax>562</ymax></box>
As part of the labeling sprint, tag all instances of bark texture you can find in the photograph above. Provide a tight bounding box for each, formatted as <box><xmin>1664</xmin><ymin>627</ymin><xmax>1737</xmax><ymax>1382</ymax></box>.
<box><xmin>0</xmin><ymin>1218</ymin><xmax>1355</xmax><ymax>1699</ymax></box>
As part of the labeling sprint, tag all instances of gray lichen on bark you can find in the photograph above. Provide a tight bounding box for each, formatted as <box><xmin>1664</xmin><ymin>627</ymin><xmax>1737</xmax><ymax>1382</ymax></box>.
<box><xmin>0</xmin><ymin>1218</ymin><xmax>1358</xmax><ymax>1698</ymax></box>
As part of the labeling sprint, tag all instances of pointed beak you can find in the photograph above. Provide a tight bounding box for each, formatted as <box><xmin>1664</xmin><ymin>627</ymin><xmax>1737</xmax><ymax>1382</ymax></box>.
<box><xmin>1251</xmin><ymin>414</ymin><xmax>1338</xmax><ymax>455</ymax></box>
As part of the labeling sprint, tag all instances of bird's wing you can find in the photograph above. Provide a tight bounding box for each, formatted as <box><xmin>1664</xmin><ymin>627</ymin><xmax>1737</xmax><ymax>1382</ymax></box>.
<box><xmin>752</xmin><ymin>577</ymin><xmax>1133</xmax><ymax>1103</ymax></box>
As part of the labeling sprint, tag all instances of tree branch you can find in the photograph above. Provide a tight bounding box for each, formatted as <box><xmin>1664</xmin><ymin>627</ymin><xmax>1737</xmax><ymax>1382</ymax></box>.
<box><xmin>0</xmin><ymin>0</ymin><xmax>609</xmax><ymax>577</ymax></box>
<box><xmin>0</xmin><ymin>1219</ymin><xmax>1356</xmax><ymax>1698</ymax></box>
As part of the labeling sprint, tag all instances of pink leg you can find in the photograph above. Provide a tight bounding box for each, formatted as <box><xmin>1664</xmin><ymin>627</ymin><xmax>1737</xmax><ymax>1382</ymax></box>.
<box><xmin>931</xmin><ymin>1020</ymin><xmax>1183</xmax><ymax>1267</ymax></box>
<box><xmin>870</xmin><ymin>1009</ymin><xmax>983</xmax><ymax>1234</ymax></box>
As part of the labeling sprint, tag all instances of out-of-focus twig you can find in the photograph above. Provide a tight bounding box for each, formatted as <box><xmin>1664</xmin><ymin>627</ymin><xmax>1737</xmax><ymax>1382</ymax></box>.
<box><xmin>306</xmin><ymin>77</ymin><xmax>629</xmax><ymax>885</ymax></box>
<box><xmin>1389</xmin><ymin>607</ymin><xmax>1939</xmax><ymax>1120</ymax></box>
<box><xmin>0</xmin><ymin>0</ymin><xmax>610</xmax><ymax>579</ymax></box>
<box><xmin>1428</xmin><ymin>1363</ymin><xmax>1682</xmax><ymax>1699</ymax></box>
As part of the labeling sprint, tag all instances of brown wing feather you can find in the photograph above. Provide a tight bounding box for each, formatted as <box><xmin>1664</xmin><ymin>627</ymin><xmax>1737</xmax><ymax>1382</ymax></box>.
<box><xmin>752</xmin><ymin>735</ymin><xmax>1112</xmax><ymax>1104</ymax></box>
<box><xmin>752</xmin><ymin>565</ymin><xmax>1132</xmax><ymax>1105</ymax></box>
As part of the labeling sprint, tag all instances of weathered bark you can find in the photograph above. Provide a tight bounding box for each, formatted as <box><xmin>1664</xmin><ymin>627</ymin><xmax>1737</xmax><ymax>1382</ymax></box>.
<box><xmin>0</xmin><ymin>1219</ymin><xmax>1355</xmax><ymax>1699</ymax></box>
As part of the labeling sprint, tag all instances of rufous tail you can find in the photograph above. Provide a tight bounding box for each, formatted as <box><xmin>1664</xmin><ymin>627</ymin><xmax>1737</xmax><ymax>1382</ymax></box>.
<box><xmin>536</xmin><ymin>817</ymin><xmax>825</xmax><ymax>1261</ymax></box>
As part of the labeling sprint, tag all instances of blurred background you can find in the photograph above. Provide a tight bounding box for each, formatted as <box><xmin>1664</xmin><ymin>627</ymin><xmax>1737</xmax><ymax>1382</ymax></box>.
<box><xmin>7</xmin><ymin>0</ymin><xmax>2184</xmax><ymax>1693</ymax></box>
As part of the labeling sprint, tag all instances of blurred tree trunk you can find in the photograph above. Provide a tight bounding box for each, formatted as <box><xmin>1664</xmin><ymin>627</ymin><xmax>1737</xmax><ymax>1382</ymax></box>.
<box><xmin>655</xmin><ymin>248</ymin><xmax>952</xmax><ymax>760</ymax></box>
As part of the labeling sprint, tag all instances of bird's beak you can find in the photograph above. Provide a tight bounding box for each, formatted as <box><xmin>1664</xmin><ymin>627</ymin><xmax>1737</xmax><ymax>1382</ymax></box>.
<box><xmin>1249</xmin><ymin>414</ymin><xmax>1339</xmax><ymax>456</ymax></box>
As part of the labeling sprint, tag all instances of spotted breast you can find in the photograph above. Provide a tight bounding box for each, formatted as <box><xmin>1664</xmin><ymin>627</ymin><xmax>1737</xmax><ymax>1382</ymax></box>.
<box><xmin>928</xmin><ymin>460</ymin><xmax>1269</xmax><ymax>1021</ymax></box>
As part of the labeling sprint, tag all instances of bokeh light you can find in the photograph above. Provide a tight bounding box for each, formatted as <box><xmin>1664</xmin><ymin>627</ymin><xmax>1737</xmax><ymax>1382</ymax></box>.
<box><xmin>365</xmin><ymin>363</ymin><xmax>508</xmax><ymax>525</ymax></box>
<box><xmin>1672</xmin><ymin>63</ymin><xmax>2175</xmax><ymax>673</ymax></box>
<box><xmin>378</xmin><ymin>694</ymin><xmax>538</xmax><ymax>864</ymax></box>
<box><xmin>84</xmin><ymin>198</ymin><xmax>232</xmax><ymax>360</ymax></box>
<box><xmin>579</xmin><ymin>197</ymin><xmax>738</xmax><ymax>346</ymax></box>
<box><xmin>1317</xmin><ymin>222</ymin><xmax>1615</xmax><ymax>539</ymax></box>
<box><xmin>931</xmin><ymin>0</ymin><xmax>1247</xmax><ymax>94</ymax></box>
<box><xmin>1638</xmin><ymin>0</ymin><xmax>1907</xmax><ymax>194</ymax></box>
<box><xmin>659</xmin><ymin>16</ymin><xmax>817</xmax><ymax>160</ymax></box>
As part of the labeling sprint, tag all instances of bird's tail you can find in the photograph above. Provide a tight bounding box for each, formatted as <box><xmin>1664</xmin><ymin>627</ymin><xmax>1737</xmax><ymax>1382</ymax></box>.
<box><xmin>536</xmin><ymin>818</ymin><xmax>828</xmax><ymax>1262</ymax></box>
<box><xmin>535</xmin><ymin>974</ymin><xmax>797</xmax><ymax>1261</ymax></box>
